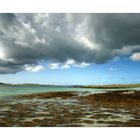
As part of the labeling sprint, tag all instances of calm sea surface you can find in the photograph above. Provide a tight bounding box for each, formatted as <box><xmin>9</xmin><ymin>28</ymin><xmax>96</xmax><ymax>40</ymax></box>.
<box><xmin>0</xmin><ymin>86</ymin><xmax>140</xmax><ymax>97</ymax></box>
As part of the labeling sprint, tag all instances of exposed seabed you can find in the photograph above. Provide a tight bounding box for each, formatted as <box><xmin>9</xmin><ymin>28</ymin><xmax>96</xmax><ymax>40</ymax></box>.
<box><xmin>0</xmin><ymin>90</ymin><xmax>140</xmax><ymax>127</ymax></box>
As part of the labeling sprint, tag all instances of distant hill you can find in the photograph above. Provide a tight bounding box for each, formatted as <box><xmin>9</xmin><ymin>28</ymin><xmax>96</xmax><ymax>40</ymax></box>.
<box><xmin>0</xmin><ymin>82</ymin><xmax>140</xmax><ymax>88</ymax></box>
<box><xmin>81</xmin><ymin>84</ymin><xmax>140</xmax><ymax>89</ymax></box>
<box><xmin>0</xmin><ymin>83</ymin><xmax>47</xmax><ymax>87</ymax></box>
<box><xmin>0</xmin><ymin>82</ymin><xmax>14</xmax><ymax>86</ymax></box>
<box><xmin>0</xmin><ymin>83</ymin><xmax>73</xmax><ymax>87</ymax></box>
<box><xmin>0</xmin><ymin>82</ymin><xmax>7</xmax><ymax>85</ymax></box>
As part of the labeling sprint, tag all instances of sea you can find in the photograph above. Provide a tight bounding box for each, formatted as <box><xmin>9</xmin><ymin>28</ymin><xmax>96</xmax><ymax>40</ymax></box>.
<box><xmin>0</xmin><ymin>86</ymin><xmax>140</xmax><ymax>97</ymax></box>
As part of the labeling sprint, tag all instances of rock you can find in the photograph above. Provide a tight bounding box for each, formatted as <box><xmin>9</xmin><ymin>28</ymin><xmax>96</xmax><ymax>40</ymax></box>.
<box><xmin>121</xmin><ymin>91</ymin><xmax>135</xmax><ymax>95</ymax></box>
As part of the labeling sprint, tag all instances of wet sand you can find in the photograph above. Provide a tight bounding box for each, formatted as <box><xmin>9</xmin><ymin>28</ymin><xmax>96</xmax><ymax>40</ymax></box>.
<box><xmin>0</xmin><ymin>90</ymin><xmax>140</xmax><ymax>127</ymax></box>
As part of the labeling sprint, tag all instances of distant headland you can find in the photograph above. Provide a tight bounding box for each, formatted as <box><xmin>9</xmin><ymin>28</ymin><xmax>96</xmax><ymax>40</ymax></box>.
<box><xmin>1</xmin><ymin>82</ymin><xmax>140</xmax><ymax>88</ymax></box>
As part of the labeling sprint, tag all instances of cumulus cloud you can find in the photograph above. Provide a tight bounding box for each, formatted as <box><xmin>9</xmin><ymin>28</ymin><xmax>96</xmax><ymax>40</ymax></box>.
<box><xmin>61</xmin><ymin>64</ymin><xmax>71</xmax><ymax>69</ymax></box>
<box><xmin>48</xmin><ymin>63</ymin><xmax>60</xmax><ymax>69</ymax></box>
<box><xmin>130</xmin><ymin>52</ymin><xmax>140</xmax><ymax>61</ymax></box>
<box><xmin>74</xmin><ymin>62</ymin><xmax>90</xmax><ymax>68</ymax></box>
<box><xmin>25</xmin><ymin>65</ymin><xmax>45</xmax><ymax>72</ymax></box>
<box><xmin>0</xmin><ymin>13</ymin><xmax>140</xmax><ymax>73</ymax></box>
<box><xmin>61</xmin><ymin>59</ymin><xmax>75</xmax><ymax>69</ymax></box>
<box><xmin>61</xmin><ymin>59</ymin><xmax>90</xmax><ymax>69</ymax></box>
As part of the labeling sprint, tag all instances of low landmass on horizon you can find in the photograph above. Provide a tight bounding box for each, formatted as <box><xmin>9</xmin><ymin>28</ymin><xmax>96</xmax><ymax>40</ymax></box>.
<box><xmin>1</xmin><ymin>82</ymin><xmax>140</xmax><ymax>88</ymax></box>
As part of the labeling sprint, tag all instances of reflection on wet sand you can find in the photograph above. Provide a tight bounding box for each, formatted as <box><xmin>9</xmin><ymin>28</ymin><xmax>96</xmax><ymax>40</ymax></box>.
<box><xmin>0</xmin><ymin>90</ymin><xmax>140</xmax><ymax>127</ymax></box>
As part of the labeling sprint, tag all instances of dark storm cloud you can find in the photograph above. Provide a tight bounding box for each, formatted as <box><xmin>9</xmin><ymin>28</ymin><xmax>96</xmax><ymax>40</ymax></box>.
<box><xmin>0</xmin><ymin>13</ymin><xmax>140</xmax><ymax>73</ymax></box>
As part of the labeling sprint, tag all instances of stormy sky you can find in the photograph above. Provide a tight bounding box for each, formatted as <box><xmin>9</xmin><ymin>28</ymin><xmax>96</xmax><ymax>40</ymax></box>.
<box><xmin>0</xmin><ymin>13</ymin><xmax>140</xmax><ymax>75</ymax></box>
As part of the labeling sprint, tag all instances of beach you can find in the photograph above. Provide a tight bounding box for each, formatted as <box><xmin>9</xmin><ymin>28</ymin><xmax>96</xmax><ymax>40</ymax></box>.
<box><xmin>0</xmin><ymin>90</ymin><xmax>140</xmax><ymax>127</ymax></box>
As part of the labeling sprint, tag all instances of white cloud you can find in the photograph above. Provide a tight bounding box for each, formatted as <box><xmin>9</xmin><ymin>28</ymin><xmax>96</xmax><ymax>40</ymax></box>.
<box><xmin>15</xmin><ymin>40</ymin><xmax>28</xmax><ymax>47</ymax></box>
<box><xmin>48</xmin><ymin>60</ymin><xmax>89</xmax><ymax>70</ymax></box>
<box><xmin>74</xmin><ymin>62</ymin><xmax>90</xmax><ymax>68</ymax></box>
<box><xmin>48</xmin><ymin>63</ymin><xmax>60</xmax><ymax>69</ymax></box>
<box><xmin>65</xmin><ymin>59</ymin><xmax>75</xmax><ymax>65</ymax></box>
<box><xmin>130</xmin><ymin>52</ymin><xmax>140</xmax><ymax>61</ymax></box>
<box><xmin>34</xmin><ymin>36</ymin><xmax>46</xmax><ymax>44</ymax></box>
<box><xmin>75</xmin><ymin>36</ymin><xmax>98</xmax><ymax>50</ymax></box>
<box><xmin>61</xmin><ymin>64</ymin><xmax>71</xmax><ymax>69</ymax></box>
<box><xmin>21</xmin><ymin>22</ymin><xmax>36</xmax><ymax>34</ymax></box>
<box><xmin>25</xmin><ymin>65</ymin><xmax>44</xmax><ymax>72</ymax></box>
<box><xmin>0</xmin><ymin>47</ymin><xmax>5</xmax><ymax>60</ymax></box>
<box><xmin>61</xmin><ymin>61</ymin><xmax>90</xmax><ymax>69</ymax></box>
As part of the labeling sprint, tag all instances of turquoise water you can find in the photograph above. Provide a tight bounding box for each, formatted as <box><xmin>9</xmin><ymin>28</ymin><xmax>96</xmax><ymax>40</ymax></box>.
<box><xmin>0</xmin><ymin>86</ymin><xmax>140</xmax><ymax>96</ymax></box>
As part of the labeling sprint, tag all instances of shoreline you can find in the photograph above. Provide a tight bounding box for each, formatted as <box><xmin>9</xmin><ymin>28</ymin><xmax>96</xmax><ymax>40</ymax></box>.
<box><xmin>0</xmin><ymin>90</ymin><xmax>140</xmax><ymax>127</ymax></box>
<box><xmin>80</xmin><ymin>90</ymin><xmax>140</xmax><ymax>106</ymax></box>
<box><xmin>13</xmin><ymin>89</ymin><xmax>140</xmax><ymax>105</ymax></box>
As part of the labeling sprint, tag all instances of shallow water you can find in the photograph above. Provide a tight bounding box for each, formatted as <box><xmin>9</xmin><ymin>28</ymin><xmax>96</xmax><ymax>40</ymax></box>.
<box><xmin>0</xmin><ymin>86</ymin><xmax>140</xmax><ymax>96</ymax></box>
<box><xmin>0</xmin><ymin>86</ymin><xmax>140</xmax><ymax>126</ymax></box>
<box><xmin>0</xmin><ymin>92</ymin><xmax>140</xmax><ymax>127</ymax></box>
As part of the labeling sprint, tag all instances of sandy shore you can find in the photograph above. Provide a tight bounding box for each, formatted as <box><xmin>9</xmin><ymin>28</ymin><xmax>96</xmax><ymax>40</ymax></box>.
<box><xmin>0</xmin><ymin>90</ymin><xmax>140</xmax><ymax>127</ymax></box>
